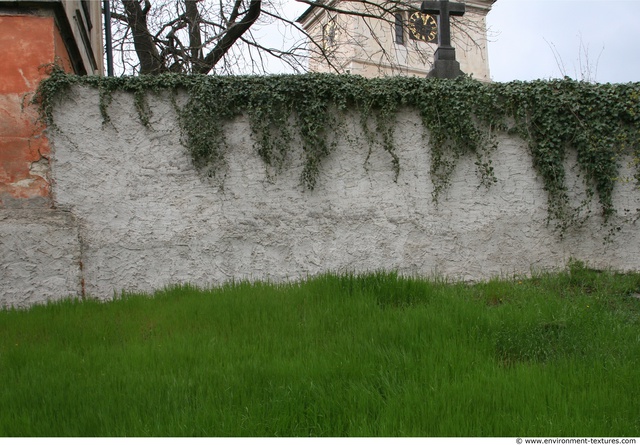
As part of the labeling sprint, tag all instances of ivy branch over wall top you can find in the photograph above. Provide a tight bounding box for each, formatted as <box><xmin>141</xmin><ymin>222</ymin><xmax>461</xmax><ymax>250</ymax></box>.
<box><xmin>36</xmin><ymin>69</ymin><xmax>640</xmax><ymax>233</ymax></box>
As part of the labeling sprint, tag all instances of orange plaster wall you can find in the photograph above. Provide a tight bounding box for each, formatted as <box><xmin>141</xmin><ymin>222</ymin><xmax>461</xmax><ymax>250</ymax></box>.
<box><xmin>0</xmin><ymin>14</ymin><xmax>74</xmax><ymax>208</ymax></box>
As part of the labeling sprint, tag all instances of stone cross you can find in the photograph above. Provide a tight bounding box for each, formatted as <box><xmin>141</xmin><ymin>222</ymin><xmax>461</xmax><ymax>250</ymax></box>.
<box><xmin>421</xmin><ymin>0</ymin><xmax>466</xmax><ymax>78</ymax></box>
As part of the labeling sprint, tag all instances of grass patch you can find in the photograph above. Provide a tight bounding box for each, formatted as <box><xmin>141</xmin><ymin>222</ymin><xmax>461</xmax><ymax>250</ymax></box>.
<box><xmin>1</xmin><ymin>266</ymin><xmax>640</xmax><ymax>436</ymax></box>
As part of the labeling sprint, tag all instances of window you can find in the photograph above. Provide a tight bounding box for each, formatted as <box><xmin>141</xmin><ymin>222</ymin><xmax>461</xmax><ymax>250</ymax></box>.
<box><xmin>395</xmin><ymin>13</ymin><xmax>404</xmax><ymax>45</ymax></box>
<box><xmin>81</xmin><ymin>0</ymin><xmax>92</xmax><ymax>31</ymax></box>
<box><xmin>74</xmin><ymin>9</ymin><xmax>98</xmax><ymax>71</ymax></box>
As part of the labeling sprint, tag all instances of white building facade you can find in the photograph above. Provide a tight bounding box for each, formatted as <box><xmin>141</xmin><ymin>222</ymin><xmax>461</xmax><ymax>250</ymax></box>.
<box><xmin>297</xmin><ymin>0</ymin><xmax>496</xmax><ymax>80</ymax></box>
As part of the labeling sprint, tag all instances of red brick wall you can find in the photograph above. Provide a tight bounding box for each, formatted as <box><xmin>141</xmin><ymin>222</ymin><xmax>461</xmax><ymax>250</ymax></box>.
<box><xmin>0</xmin><ymin>14</ymin><xmax>74</xmax><ymax>208</ymax></box>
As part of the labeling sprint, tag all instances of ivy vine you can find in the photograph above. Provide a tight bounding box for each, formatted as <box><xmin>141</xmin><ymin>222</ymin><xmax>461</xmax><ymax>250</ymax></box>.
<box><xmin>35</xmin><ymin>66</ymin><xmax>640</xmax><ymax>233</ymax></box>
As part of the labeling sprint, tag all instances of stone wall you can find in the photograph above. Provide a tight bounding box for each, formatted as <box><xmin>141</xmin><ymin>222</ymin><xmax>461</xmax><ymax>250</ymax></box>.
<box><xmin>1</xmin><ymin>86</ymin><xmax>639</xmax><ymax>307</ymax></box>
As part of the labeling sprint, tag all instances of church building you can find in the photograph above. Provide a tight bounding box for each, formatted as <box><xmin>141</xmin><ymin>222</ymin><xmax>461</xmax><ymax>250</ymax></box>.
<box><xmin>297</xmin><ymin>0</ymin><xmax>496</xmax><ymax>80</ymax></box>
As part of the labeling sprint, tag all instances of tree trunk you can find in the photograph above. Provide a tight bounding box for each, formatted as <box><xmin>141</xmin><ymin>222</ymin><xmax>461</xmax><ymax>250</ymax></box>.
<box><xmin>122</xmin><ymin>0</ymin><xmax>166</xmax><ymax>74</ymax></box>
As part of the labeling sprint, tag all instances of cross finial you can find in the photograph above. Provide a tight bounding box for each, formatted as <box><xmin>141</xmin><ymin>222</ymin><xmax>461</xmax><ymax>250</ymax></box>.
<box><xmin>421</xmin><ymin>0</ymin><xmax>466</xmax><ymax>78</ymax></box>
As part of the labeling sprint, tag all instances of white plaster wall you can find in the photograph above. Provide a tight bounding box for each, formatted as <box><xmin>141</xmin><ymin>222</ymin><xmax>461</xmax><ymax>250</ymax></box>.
<box><xmin>45</xmin><ymin>86</ymin><xmax>640</xmax><ymax>300</ymax></box>
<box><xmin>0</xmin><ymin>209</ymin><xmax>82</xmax><ymax>307</ymax></box>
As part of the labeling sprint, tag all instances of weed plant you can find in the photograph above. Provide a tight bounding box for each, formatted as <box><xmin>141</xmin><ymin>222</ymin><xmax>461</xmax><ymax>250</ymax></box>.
<box><xmin>1</xmin><ymin>263</ymin><xmax>639</xmax><ymax>436</ymax></box>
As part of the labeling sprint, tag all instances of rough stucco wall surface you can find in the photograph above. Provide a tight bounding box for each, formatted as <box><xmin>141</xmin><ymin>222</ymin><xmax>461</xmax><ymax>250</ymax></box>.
<box><xmin>45</xmin><ymin>87</ymin><xmax>640</xmax><ymax>300</ymax></box>
<box><xmin>0</xmin><ymin>210</ymin><xmax>81</xmax><ymax>307</ymax></box>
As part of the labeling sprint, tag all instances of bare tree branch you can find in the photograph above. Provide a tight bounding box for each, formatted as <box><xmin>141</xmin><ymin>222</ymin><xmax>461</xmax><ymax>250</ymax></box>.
<box><xmin>196</xmin><ymin>0</ymin><xmax>262</xmax><ymax>73</ymax></box>
<box><xmin>106</xmin><ymin>0</ymin><xmax>490</xmax><ymax>77</ymax></box>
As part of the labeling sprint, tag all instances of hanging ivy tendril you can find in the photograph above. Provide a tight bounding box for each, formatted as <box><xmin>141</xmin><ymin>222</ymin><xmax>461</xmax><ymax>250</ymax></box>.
<box><xmin>35</xmin><ymin>66</ymin><xmax>640</xmax><ymax>233</ymax></box>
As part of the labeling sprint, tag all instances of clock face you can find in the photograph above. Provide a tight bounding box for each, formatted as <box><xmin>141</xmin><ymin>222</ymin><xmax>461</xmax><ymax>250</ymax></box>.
<box><xmin>408</xmin><ymin>12</ymin><xmax>437</xmax><ymax>43</ymax></box>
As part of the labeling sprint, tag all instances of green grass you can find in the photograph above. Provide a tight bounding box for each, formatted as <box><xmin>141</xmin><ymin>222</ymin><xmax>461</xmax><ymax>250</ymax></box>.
<box><xmin>1</xmin><ymin>262</ymin><xmax>640</xmax><ymax>436</ymax></box>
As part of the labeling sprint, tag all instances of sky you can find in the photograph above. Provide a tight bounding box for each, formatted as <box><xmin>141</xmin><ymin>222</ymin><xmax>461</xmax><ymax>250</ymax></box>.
<box><xmin>278</xmin><ymin>0</ymin><xmax>640</xmax><ymax>83</ymax></box>
<box><xmin>486</xmin><ymin>0</ymin><xmax>640</xmax><ymax>83</ymax></box>
<box><xmin>106</xmin><ymin>0</ymin><xmax>640</xmax><ymax>83</ymax></box>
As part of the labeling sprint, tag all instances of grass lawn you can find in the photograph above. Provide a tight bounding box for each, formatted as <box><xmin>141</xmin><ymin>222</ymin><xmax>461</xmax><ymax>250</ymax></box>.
<box><xmin>1</xmin><ymin>262</ymin><xmax>639</xmax><ymax>436</ymax></box>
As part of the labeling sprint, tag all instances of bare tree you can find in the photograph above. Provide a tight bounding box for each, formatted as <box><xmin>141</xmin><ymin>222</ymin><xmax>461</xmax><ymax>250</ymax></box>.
<box><xmin>545</xmin><ymin>33</ymin><xmax>604</xmax><ymax>83</ymax></box>
<box><xmin>107</xmin><ymin>0</ymin><xmax>491</xmax><ymax>76</ymax></box>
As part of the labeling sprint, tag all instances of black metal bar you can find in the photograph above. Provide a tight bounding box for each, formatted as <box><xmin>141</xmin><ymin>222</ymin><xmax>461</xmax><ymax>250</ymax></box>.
<box><xmin>103</xmin><ymin>0</ymin><xmax>113</xmax><ymax>76</ymax></box>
